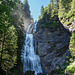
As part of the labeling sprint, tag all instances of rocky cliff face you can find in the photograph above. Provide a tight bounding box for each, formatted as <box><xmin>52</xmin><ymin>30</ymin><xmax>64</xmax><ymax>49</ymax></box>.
<box><xmin>34</xmin><ymin>27</ymin><xmax>70</xmax><ymax>75</ymax></box>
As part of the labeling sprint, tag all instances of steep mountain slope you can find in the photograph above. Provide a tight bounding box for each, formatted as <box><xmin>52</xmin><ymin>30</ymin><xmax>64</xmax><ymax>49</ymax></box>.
<box><xmin>36</xmin><ymin>0</ymin><xmax>75</xmax><ymax>74</ymax></box>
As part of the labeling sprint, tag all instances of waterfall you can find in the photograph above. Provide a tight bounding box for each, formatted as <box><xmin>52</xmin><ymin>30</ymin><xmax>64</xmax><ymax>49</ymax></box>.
<box><xmin>21</xmin><ymin>23</ymin><xmax>42</xmax><ymax>75</ymax></box>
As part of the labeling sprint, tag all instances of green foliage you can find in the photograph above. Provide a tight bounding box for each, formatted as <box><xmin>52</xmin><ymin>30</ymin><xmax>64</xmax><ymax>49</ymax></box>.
<box><xmin>38</xmin><ymin>0</ymin><xmax>75</xmax><ymax>74</ymax></box>
<box><xmin>38</xmin><ymin>0</ymin><xmax>59</xmax><ymax>28</ymax></box>
<box><xmin>40</xmin><ymin>21</ymin><xmax>59</xmax><ymax>28</ymax></box>
<box><xmin>40</xmin><ymin>5</ymin><xmax>44</xmax><ymax>19</ymax></box>
<box><xmin>39</xmin><ymin>0</ymin><xmax>75</xmax><ymax>27</ymax></box>
<box><xmin>58</xmin><ymin>0</ymin><xmax>75</xmax><ymax>25</ymax></box>
<box><xmin>0</xmin><ymin>0</ymin><xmax>24</xmax><ymax>75</ymax></box>
<box><xmin>64</xmin><ymin>21</ymin><xmax>71</xmax><ymax>25</ymax></box>
<box><xmin>71</xmin><ymin>0</ymin><xmax>75</xmax><ymax>10</ymax></box>
<box><xmin>0</xmin><ymin>26</ymin><xmax>18</xmax><ymax>73</ymax></box>
<box><xmin>65</xmin><ymin>61</ymin><xmax>75</xmax><ymax>73</ymax></box>
<box><xmin>58</xmin><ymin>0</ymin><xmax>66</xmax><ymax>20</ymax></box>
<box><xmin>65</xmin><ymin>33</ymin><xmax>75</xmax><ymax>73</ymax></box>
<box><xmin>69</xmin><ymin>33</ymin><xmax>75</xmax><ymax>57</ymax></box>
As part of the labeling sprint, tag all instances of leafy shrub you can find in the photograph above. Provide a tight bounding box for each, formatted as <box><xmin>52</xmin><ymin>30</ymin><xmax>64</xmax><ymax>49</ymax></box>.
<box><xmin>69</xmin><ymin>33</ymin><xmax>75</xmax><ymax>57</ymax></box>
<box><xmin>65</xmin><ymin>61</ymin><xmax>75</xmax><ymax>73</ymax></box>
<box><xmin>65</xmin><ymin>33</ymin><xmax>75</xmax><ymax>73</ymax></box>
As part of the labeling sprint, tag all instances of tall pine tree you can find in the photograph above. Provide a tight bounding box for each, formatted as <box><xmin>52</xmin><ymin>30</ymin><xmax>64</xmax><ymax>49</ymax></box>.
<box><xmin>58</xmin><ymin>0</ymin><xmax>65</xmax><ymax>20</ymax></box>
<box><xmin>24</xmin><ymin>0</ymin><xmax>30</xmax><ymax>18</ymax></box>
<box><xmin>41</xmin><ymin>5</ymin><xmax>44</xmax><ymax>19</ymax></box>
<box><xmin>0</xmin><ymin>0</ymin><xmax>24</xmax><ymax>75</ymax></box>
<box><xmin>71</xmin><ymin>0</ymin><xmax>75</xmax><ymax>18</ymax></box>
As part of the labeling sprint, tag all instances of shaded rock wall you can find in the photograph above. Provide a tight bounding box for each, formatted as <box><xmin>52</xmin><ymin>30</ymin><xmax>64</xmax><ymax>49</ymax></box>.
<box><xmin>34</xmin><ymin>28</ymin><xmax>70</xmax><ymax>75</ymax></box>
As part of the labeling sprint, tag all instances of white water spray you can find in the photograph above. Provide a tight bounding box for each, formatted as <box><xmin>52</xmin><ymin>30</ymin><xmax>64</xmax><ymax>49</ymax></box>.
<box><xmin>21</xmin><ymin>23</ymin><xmax>42</xmax><ymax>75</ymax></box>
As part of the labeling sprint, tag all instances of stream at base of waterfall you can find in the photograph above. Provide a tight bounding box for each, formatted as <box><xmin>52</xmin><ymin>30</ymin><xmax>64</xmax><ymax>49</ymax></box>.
<box><xmin>21</xmin><ymin>23</ymin><xmax>42</xmax><ymax>75</ymax></box>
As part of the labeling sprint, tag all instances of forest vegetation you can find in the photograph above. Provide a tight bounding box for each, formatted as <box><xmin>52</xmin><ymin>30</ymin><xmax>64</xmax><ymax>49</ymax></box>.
<box><xmin>39</xmin><ymin>0</ymin><xmax>75</xmax><ymax>28</ymax></box>
<box><xmin>0</xmin><ymin>0</ymin><xmax>75</xmax><ymax>75</ymax></box>
<box><xmin>0</xmin><ymin>0</ymin><xmax>31</xmax><ymax>75</ymax></box>
<box><xmin>38</xmin><ymin>0</ymin><xmax>75</xmax><ymax>74</ymax></box>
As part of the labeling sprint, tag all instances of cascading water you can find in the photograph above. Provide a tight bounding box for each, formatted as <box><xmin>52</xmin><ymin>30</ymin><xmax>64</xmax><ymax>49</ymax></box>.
<box><xmin>21</xmin><ymin>23</ymin><xmax>42</xmax><ymax>75</ymax></box>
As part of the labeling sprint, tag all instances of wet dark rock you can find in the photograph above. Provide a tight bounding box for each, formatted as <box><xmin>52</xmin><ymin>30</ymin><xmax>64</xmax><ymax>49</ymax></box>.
<box><xmin>37</xmin><ymin>73</ymin><xmax>43</xmax><ymax>75</ymax></box>
<box><xmin>25</xmin><ymin>71</ymin><xmax>35</xmax><ymax>75</ymax></box>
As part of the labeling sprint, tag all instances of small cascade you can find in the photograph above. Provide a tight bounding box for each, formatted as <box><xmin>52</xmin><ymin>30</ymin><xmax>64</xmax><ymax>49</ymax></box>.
<box><xmin>21</xmin><ymin>23</ymin><xmax>42</xmax><ymax>75</ymax></box>
<box><xmin>33</xmin><ymin>23</ymin><xmax>37</xmax><ymax>33</ymax></box>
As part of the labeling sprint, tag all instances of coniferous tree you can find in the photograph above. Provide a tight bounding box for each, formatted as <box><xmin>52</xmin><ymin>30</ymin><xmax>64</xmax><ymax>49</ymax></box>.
<box><xmin>23</xmin><ymin>0</ymin><xmax>32</xmax><ymax>31</ymax></box>
<box><xmin>47</xmin><ymin>4</ymin><xmax>51</xmax><ymax>14</ymax></box>
<box><xmin>46</xmin><ymin>4</ymin><xmax>51</xmax><ymax>21</ymax></box>
<box><xmin>54</xmin><ymin>0</ymin><xmax>59</xmax><ymax>12</ymax></box>
<box><xmin>50</xmin><ymin>0</ymin><xmax>54</xmax><ymax>8</ymax></box>
<box><xmin>0</xmin><ymin>26</ymin><xmax>18</xmax><ymax>74</ymax></box>
<box><xmin>58</xmin><ymin>0</ymin><xmax>66</xmax><ymax>20</ymax></box>
<box><xmin>0</xmin><ymin>0</ymin><xmax>24</xmax><ymax>75</ymax></box>
<box><xmin>41</xmin><ymin>5</ymin><xmax>44</xmax><ymax>19</ymax></box>
<box><xmin>71</xmin><ymin>0</ymin><xmax>75</xmax><ymax>10</ymax></box>
<box><xmin>50</xmin><ymin>0</ymin><xmax>55</xmax><ymax>17</ymax></box>
<box><xmin>71</xmin><ymin>0</ymin><xmax>75</xmax><ymax>18</ymax></box>
<box><xmin>24</xmin><ymin>0</ymin><xmax>30</xmax><ymax>18</ymax></box>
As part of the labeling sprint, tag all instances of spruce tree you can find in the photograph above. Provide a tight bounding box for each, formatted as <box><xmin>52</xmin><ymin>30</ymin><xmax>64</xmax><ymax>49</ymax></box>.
<box><xmin>58</xmin><ymin>0</ymin><xmax>65</xmax><ymax>20</ymax></box>
<box><xmin>50</xmin><ymin>0</ymin><xmax>54</xmax><ymax>9</ymax></box>
<box><xmin>0</xmin><ymin>0</ymin><xmax>24</xmax><ymax>74</ymax></box>
<box><xmin>50</xmin><ymin>0</ymin><xmax>54</xmax><ymax>17</ymax></box>
<box><xmin>41</xmin><ymin>5</ymin><xmax>44</xmax><ymax>19</ymax></box>
<box><xmin>47</xmin><ymin>4</ymin><xmax>51</xmax><ymax>15</ymax></box>
<box><xmin>71</xmin><ymin>0</ymin><xmax>75</xmax><ymax>10</ymax></box>
<box><xmin>0</xmin><ymin>26</ymin><xmax>18</xmax><ymax>74</ymax></box>
<box><xmin>24</xmin><ymin>0</ymin><xmax>30</xmax><ymax>18</ymax></box>
<box><xmin>71</xmin><ymin>0</ymin><xmax>75</xmax><ymax>18</ymax></box>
